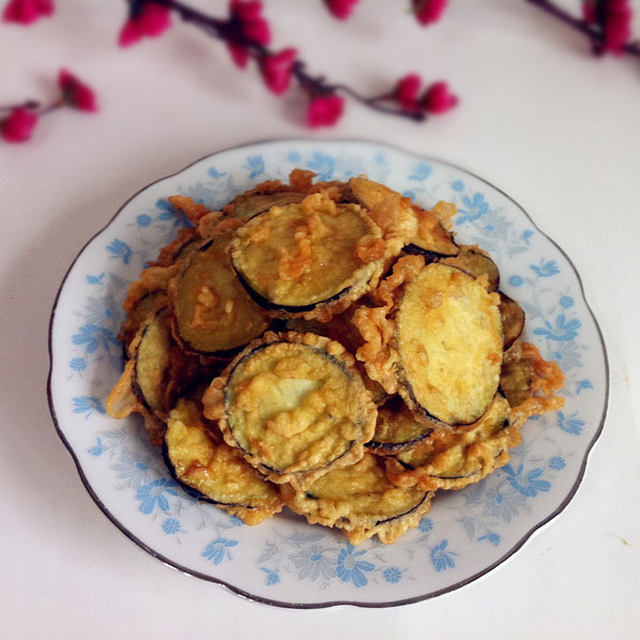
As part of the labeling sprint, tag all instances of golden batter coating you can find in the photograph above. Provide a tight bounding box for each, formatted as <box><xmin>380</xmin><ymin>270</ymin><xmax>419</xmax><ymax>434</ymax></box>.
<box><xmin>119</xmin><ymin>263</ymin><xmax>182</xmax><ymax>346</ymax></box>
<box><xmin>167</xmin><ymin>194</ymin><xmax>213</xmax><ymax>225</ymax></box>
<box><xmin>366</xmin><ymin>396</ymin><xmax>440</xmax><ymax>454</ymax></box>
<box><xmin>397</xmin><ymin>263</ymin><xmax>503</xmax><ymax>424</ymax></box>
<box><xmin>105</xmin><ymin>170</ymin><xmax>565</xmax><ymax>545</ymax></box>
<box><xmin>281</xmin><ymin>453</ymin><xmax>434</xmax><ymax>545</ymax></box>
<box><xmin>354</xmin><ymin>258</ymin><xmax>503</xmax><ymax>425</ymax></box>
<box><xmin>501</xmin><ymin>341</ymin><xmax>565</xmax><ymax>428</ymax></box>
<box><xmin>230</xmin><ymin>194</ymin><xmax>387</xmax><ymax>320</ymax></box>
<box><xmin>408</xmin><ymin>203</ymin><xmax>459</xmax><ymax>257</ymax></box>
<box><xmin>170</xmin><ymin>227</ymin><xmax>271</xmax><ymax>356</ymax></box>
<box><xmin>384</xmin><ymin>395</ymin><xmax>518</xmax><ymax>492</ymax></box>
<box><xmin>202</xmin><ymin>331</ymin><xmax>377</xmax><ymax>491</ymax></box>
<box><xmin>164</xmin><ymin>398</ymin><xmax>284</xmax><ymax>525</ymax></box>
<box><xmin>347</xmin><ymin>175</ymin><xmax>418</xmax><ymax>260</ymax></box>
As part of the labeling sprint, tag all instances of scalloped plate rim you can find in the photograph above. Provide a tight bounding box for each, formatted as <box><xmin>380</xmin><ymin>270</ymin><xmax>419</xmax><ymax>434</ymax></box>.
<box><xmin>46</xmin><ymin>137</ymin><xmax>609</xmax><ymax>608</ymax></box>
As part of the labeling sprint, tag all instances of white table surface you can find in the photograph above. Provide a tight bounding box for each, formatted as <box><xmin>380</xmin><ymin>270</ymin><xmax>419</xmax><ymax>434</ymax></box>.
<box><xmin>2</xmin><ymin>1</ymin><xmax>639</xmax><ymax>637</ymax></box>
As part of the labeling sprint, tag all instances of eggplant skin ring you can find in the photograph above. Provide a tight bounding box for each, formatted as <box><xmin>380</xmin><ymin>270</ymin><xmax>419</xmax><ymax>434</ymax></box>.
<box><xmin>229</xmin><ymin>199</ymin><xmax>385</xmax><ymax>318</ymax></box>
<box><xmin>280</xmin><ymin>453</ymin><xmax>434</xmax><ymax>545</ymax></box>
<box><xmin>365</xmin><ymin>396</ymin><xmax>438</xmax><ymax>455</ymax></box>
<box><xmin>170</xmin><ymin>233</ymin><xmax>271</xmax><ymax>356</ymax></box>
<box><xmin>384</xmin><ymin>394</ymin><xmax>518</xmax><ymax>492</ymax></box>
<box><xmin>163</xmin><ymin>398</ymin><xmax>284</xmax><ymax>525</ymax></box>
<box><xmin>396</xmin><ymin>262</ymin><xmax>504</xmax><ymax>425</ymax></box>
<box><xmin>202</xmin><ymin>331</ymin><xmax>377</xmax><ymax>491</ymax></box>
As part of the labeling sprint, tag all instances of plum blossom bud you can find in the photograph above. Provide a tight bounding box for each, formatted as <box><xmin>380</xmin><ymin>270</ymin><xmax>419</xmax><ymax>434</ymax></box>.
<box><xmin>119</xmin><ymin>2</ymin><xmax>172</xmax><ymax>47</ymax></box>
<box><xmin>58</xmin><ymin>69</ymin><xmax>98</xmax><ymax>112</ymax></box>
<box><xmin>395</xmin><ymin>73</ymin><xmax>422</xmax><ymax>111</ymax></box>
<box><xmin>421</xmin><ymin>81</ymin><xmax>458</xmax><ymax>113</ymax></box>
<box><xmin>261</xmin><ymin>48</ymin><xmax>298</xmax><ymax>94</ymax></box>
<box><xmin>307</xmin><ymin>94</ymin><xmax>344</xmax><ymax>128</ymax></box>
<box><xmin>412</xmin><ymin>0</ymin><xmax>448</xmax><ymax>26</ymax></box>
<box><xmin>2</xmin><ymin>0</ymin><xmax>53</xmax><ymax>25</ymax></box>
<box><xmin>1</xmin><ymin>106</ymin><xmax>38</xmax><ymax>143</ymax></box>
<box><xmin>325</xmin><ymin>0</ymin><xmax>360</xmax><ymax>20</ymax></box>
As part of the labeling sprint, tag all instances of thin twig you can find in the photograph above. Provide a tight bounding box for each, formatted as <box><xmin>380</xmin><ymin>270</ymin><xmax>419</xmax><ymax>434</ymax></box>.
<box><xmin>0</xmin><ymin>100</ymin><xmax>64</xmax><ymax>115</ymax></box>
<box><xmin>525</xmin><ymin>0</ymin><xmax>640</xmax><ymax>57</ymax></box>
<box><xmin>136</xmin><ymin>0</ymin><xmax>426</xmax><ymax>121</ymax></box>
<box><xmin>0</xmin><ymin>100</ymin><xmax>41</xmax><ymax>113</ymax></box>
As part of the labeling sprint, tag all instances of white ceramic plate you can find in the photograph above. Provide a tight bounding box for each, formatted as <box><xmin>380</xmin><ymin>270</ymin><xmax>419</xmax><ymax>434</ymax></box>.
<box><xmin>48</xmin><ymin>139</ymin><xmax>607</xmax><ymax>608</ymax></box>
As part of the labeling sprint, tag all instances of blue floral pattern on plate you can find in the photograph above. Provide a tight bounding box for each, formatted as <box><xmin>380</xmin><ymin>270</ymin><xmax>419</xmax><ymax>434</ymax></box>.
<box><xmin>48</xmin><ymin>140</ymin><xmax>607</xmax><ymax>608</ymax></box>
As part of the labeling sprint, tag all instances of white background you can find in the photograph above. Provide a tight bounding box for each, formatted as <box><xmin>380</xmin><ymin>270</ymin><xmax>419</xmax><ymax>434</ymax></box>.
<box><xmin>1</xmin><ymin>0</ymin><xmax>639</xmax><ymax>637</ymax></box>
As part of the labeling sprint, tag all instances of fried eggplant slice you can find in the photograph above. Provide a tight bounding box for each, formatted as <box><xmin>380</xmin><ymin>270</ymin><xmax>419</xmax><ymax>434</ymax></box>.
<box><xmin>396</xmin><ymin>263</ymin><xmax>503</xmax><ymax>424</ymax></box>
<box><xmin>202</xmin><ymin>332</ymin><xmax>377</xmax><ymax>491</ymax></box>
<box><xmin>230</xmin><ymin>194</ymin><xmax>386</xmax><ymax>318</ymax></box>
<box><xmin>356</xmin><ymin>259</ymin><xmax>503</xmax><ymax>425</ymax></box>
<box><xmin>148</xmin><ymin>227</ymin><xmax>201</xmax><ymax>268</ymax></box>
<box><xmin>110</xmin><ymin>308</ymin><xmax>207</xmax><ymax>444</ymax></box>
<box><xmin>407</xmin><ymin>203</ymin><xmax>459</xmax><ymax>257</ymax></box>
<box><xmin>441</xmin><ymin>246</ymin><xmax>500</xmax><ymax>291</ymax></box>
<box><xmin>119</xmin><ymin>263</ymin><xmax>182</xmax><ymax>346</ymax></box>
<box><xmin>365</xmin><ymin>396</ymin><xmax>438</xmax><ymax>454</ymax></box>
<box><xmin>222</xmin><ymin>169</ymin><xmax>316</xmax><ymax>218</ymax></box>
<box><xmin>281</xmin><ymin>453</ymin><xmax>434</xmax><ymax>545</ymax></box>
<box><xmin>501</xmin><ymin>341</ymin><xmax>565</xmax><ymax>427</ymax></box>
<box><xmin>385</xmin><ymin>395</ymin><xmax>518</xmax><ymax>492</ymax></box>
<box><xmin>226</xmin><ymin>191</ymin><xmax>307</xmax><ymax>219</ymax></box>
<box><xmin>171</xmin><ymin>232</ymin><xmax>271</xmax><ymax>356</ymax></box>
<box><xmin>106</xmin><ymin>348</ymin><xmax>165</xmax><ymax>446</ymax></box>
<box><xmin>499</xmin><ymin>292</ymin><xmax>525</xmax><ymax>349</ymax></box>
<box><xmin>164</xmin><ymin>398</ymin><xmax>284</xmax><ymax>525</ymax></box>
<box><xmin>133</xmin><ymin>310</ymin><xmax>172</xmax><ymax>416</ymax></box>
<box><xmin>347</xmin><ymin>176</ymin><xmax>418</xmax><ymax>259</ymax></box>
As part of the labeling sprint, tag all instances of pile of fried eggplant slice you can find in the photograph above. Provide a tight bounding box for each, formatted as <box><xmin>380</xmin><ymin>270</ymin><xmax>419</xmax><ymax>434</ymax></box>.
<box><xmin>106</xmin><ymin>170</ymin><xmax>564</xmax><ymax>544</ymax></box>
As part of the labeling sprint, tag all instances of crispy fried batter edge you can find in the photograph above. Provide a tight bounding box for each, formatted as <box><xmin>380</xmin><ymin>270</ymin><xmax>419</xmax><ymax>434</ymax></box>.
<box><xmin>202</xmin><ymin>331</ymin><xmax>377</xmax><ymax>491</ymax></box>
<box><xmin>507</xmin><ymin>341</ymin><xmax>565</xmax><ymax>428</ymax></box>
<box><xmin>383</xmin><ymin>395</ymin><xmax>518</xmax><ymax>492</ymax></box>
<box><xmin>280</xmin><ymin>455</ymin><xmax>434</xmax><ymax>545</ymax></box>
<box><xmin>165</xmin><ymin>399</ymin><xmax>284</xmax><ymax>525</ymax></box>
<box><xmin>229</xmin><ymin>195</ymin><xmax>388</xmax><ymax>323</ymax></box>
<box><xmin>352</xmin><ymin>254</ymin><xmax>425</xmax><ymax>396</ymax></box>
<box><xmin>347</xmin><ymin>175</ymin><xmax>418</xmax><ymax>261</ymax></box>
<box><xmin>105</xmin><ymin>335</ymin><xmax>166</xmax><ymax>446</ymax></box>
<box><xmin>167</xmin><ymin>217</ymin><xmax>270</xmax><ymax>358</ymax></box>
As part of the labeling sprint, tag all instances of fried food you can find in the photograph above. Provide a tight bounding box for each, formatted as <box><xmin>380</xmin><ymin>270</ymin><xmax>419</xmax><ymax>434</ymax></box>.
<box><xmin>106</xmin><ymin>169</ymin><xmax>564</xmax><ymax>541</ymax></box>
<box><xmin>355</xmin><ymin>259</ymin><xmax>504</xmax><ymax>425</ymax></box>
<box><xmin>383</xmin><ymin>394</ymin><xmax>519</xmax><ymax>492</ymax></box>
<box><xmin>281</xmin><ymin>453</ymin><xmax>433</xmax><ymax>545</ymax></box>
<box><xmin>170</xmin><ymin>226</ymin><xmax>271</xmax><ymax>356</ymax></box>
<box><xmin>230</xmin><ymin>195</ymin><xmax>386</xmax><ymax>319</ymax></box>
<box><xmin>202</xmin><ymin>331</ymin><xmax>377</xmax><ymax>491</ymax></box>
<box><xmin>499</xmin><ymin>292</ymin><xmax>526</xmax><ymax>349</ymax></box>
<box><xmin>164</xmin><ymin>398</ymin><xmax>284</xmax><ymax>525</ymax></box>
<box><xmin>347</xmin><ymin>176</ymin><xmax>418</xmax><ymax>259</ymax></box>
<box><xmin>365</xmin><ymin>396</ymin><xmax>438</xmax><ymax>454</ymax></box>
<box><xmin>107</xmin><ymin>308</ymin><xmax>208</xmax><ymax>445</ymax></box>
<box><xmin>407</xmin><ymin>202</ymin><xmax>459</xmax><ymax>257</ymax></box>
<box><xmin>441</xmin><ymin>245</ymin><xmax>500</xmax><ymax>291</ymax></box>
